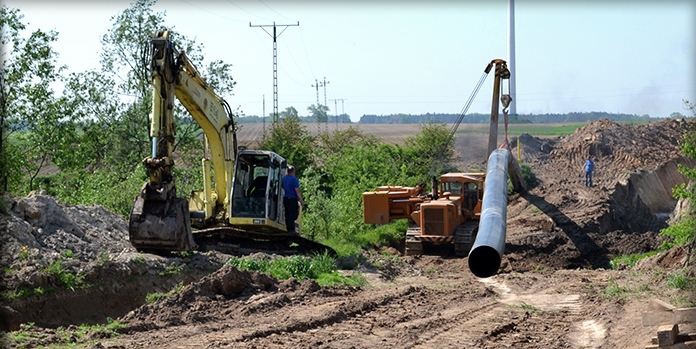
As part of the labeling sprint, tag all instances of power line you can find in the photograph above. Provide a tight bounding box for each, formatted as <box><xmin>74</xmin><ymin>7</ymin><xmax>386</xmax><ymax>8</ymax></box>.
<box><xmin>298</xmin><ymin>27</ymin><xmax>316</xmax><ymax>79</ymax></box>
<box><xmin>257</xmin><ymin>0</ymin><xmax>295</xmax><ymax>21</ymax></box>
<box><xmin>280</xmin><ymin>38</ymin><xmax>312</xmax><ymax>82</ymax></box>
<box><xmin>250</xmin><ymin>21</ymin><xmax>300</xmax><ymax>123</ymax></box>
<box><xmin>226</xmin><ymin>0</ymin><xmax>272</xmax><ymax>21</ymax></box>
<box><xmin>180</xmin><ymin>0</ymin><xmax>246</xmax><ymax>23</ymax></box>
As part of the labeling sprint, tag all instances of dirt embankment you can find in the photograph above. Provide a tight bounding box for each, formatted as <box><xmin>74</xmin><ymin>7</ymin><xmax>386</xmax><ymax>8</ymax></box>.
<box><xmin>1</xmin><ymin>118</ymin><xmax>695</xmax><ymax>349</ymax></box>
<box><xmin>0</xmin><ymin>194</ymin><xmax>228</xmax><ymax>330</ymax></box>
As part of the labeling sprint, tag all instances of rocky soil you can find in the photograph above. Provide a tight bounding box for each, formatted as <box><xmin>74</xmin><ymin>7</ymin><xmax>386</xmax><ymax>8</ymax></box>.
<box><xmin>2</xmin><ymin>118</ymin><xmax>696</xmax><ymax>349</ymax></box>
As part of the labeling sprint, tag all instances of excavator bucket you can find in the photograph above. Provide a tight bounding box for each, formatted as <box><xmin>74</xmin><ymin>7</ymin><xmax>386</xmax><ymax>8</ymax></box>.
<box><xmin>128</xmin><ymin>184</ymin><xmax>195</xmax><ymax>251</ymax></box>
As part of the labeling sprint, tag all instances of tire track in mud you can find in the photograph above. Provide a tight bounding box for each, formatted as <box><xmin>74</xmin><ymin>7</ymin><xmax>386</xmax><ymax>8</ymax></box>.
<box><xmin>479</xmin><ymin>276</ymin><xmax>607</xmax><ymax>349</ymax></box>
<box><xmin>396</xmin><ymin>300</ymin><xmax>499</xmax><ymax>348</ymax></box>
<box><xmin>234</xmin><ymin>285</ymin><xmax>419</xmax><ymax>342</ymax></box>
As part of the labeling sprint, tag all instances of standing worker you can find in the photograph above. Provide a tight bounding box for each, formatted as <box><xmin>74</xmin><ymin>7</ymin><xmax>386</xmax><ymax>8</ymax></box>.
<box><xmin>282</xmin><ymin>165</ymin><xmax>304</xmax><ymax>234</ymax></box>
<box><xmin>583</xmin><ymin>158</ymin><xmax>595</xmax><ymax>187</ymax></box>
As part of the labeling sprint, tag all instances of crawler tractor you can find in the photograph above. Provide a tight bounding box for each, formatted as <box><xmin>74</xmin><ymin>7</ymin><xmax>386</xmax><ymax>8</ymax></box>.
<box><xmin>363</xmin><ymin>173</ymin><xmax>484</xmax><ymax>256</ymax></box>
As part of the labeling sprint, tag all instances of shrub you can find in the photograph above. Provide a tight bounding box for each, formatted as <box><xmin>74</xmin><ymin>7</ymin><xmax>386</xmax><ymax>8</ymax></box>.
<box><xmin>660</xmin><ymin>218</ymin><xmax>695</xmax><ymax>250</ymax></box>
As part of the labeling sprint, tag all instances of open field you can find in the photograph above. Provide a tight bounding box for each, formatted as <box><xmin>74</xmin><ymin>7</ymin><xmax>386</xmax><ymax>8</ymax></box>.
<box><xmin>235</xmin><ymin>122</ymin><xmax>607</xmax><ymax>147</ymax></box>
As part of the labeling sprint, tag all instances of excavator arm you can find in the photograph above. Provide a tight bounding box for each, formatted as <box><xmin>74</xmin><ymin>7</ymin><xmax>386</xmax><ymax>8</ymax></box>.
<box><xmin>129</xmin><ymin>30</ymin><xmax>237</xmax><ymax>251</ymax></box>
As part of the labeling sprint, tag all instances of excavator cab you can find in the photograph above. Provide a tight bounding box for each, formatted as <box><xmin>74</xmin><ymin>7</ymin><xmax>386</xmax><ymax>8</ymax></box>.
<box><xmin>228</xmin><ymin>150</ymin><xmax>288</xmax><ymax>232</ymax></box>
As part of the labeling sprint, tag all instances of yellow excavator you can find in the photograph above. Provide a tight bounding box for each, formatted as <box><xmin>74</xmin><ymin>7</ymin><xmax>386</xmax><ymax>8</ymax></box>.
<box><xmin>128</xmin><ymin>30</ymin><xmax>331</xmax><ymax>255</ymax></box>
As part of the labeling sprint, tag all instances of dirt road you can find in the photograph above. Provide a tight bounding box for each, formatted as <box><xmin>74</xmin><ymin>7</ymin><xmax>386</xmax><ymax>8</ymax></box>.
<box><xmin>102</xmin><ymin>255</ymin><xmax>665</xmax><ymax>349</ymax></box>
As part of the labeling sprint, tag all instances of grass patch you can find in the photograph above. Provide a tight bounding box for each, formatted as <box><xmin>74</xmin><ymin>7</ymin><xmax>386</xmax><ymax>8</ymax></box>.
<box><xmin>62</xmin><ymin>249</ymin><xmax>75</xmax><ymax>259</ymax></box>
<box><xmin>322</xmin><ymin>220</ymin><xmax>408</xmax><ymax>258</ymax></box>
<box><xmin>455</xmin><ymin>124</ymin><xmax>584</xmax><ymax>136</ymax></box>
<box><xmin>520</xmin><ymin>163</ymin><xmax>537</xmax><ymax>188</ymax></box>
<box><xmin>609</xmin><ymin>251</ymin><xmax>660</xmax><ymax>270</ymax></box>
<box><xmin>157</xmin><ymin>263</ymin><xmax>185</xmax><ymax>276</ymax></box>
<box><xmin>7</xmin><ymin>319</ymin><xmax>123</xmax><ymax>348</ymax></box>
<box><xmin>2</xmin><ymin>286</ymin><xmax>54</xmax><ymax>300</ymax></box>
<box><xmin>145</xmin><ymin>283</ymin><xmax>185</xmax><ymax>304</ymax></box>
<box><xmin>518</xmin><ymin>301</ymin><xmax>540</xmax><ymax>312</ymax></box>
<box><xmin>226</xmin><ymin>251</ymin><xmax>364</xmax><ymax>287</ymax></box>
<box><xmin>668</xmin><ymin>269</ymin><xmax>695</xmax><ymax>290</ymax></box>
<box><xmin>43</xmin><ymin>260</ymin><xmax>85</xmax><ymax>291</ymax></box>
<box><xmin>602</xmin><ymin>278</ymin><xmax>631</xmax><ymax>300</ymax></box>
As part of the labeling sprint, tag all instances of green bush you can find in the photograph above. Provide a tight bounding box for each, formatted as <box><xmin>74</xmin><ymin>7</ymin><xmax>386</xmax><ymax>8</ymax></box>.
<box><xmin>520</xmin><ymin>163</ymin><xmax>537</xmax><ymax>187</ymax></box>
<box><xmin>660</xmin><ymin>218</ymin><xmax>695</xmax><ymax>250</ymax></box>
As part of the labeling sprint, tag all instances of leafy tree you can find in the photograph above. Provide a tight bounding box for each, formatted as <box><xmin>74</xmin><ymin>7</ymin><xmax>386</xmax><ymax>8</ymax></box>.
<box><xmin>258</xmin><ymin>115</ymin><xmax>315</xmax><ymax>175</ymax></box>
<box><xmin>0</xmin><ymin>6</ymin><xmax>70</xmax><ymax>192</ymax></box>
<box><xmin>308</xmin><ymin>104</ymin><xmax>329</xmax><ymax>123</ymax></box>
<box><xmin>280</xmin><ymin>106</ymin><xmax>299</xmax><ymax>119</ymax></box>
<box><xmin>0</xmin><ymin>5</ymin><xmax>25</xmax><ymax>193</ymax></box>
<box><xmin>403</xmin><ymin>122</ymin><xmax>456</xmax><ymax>179</ymax></box>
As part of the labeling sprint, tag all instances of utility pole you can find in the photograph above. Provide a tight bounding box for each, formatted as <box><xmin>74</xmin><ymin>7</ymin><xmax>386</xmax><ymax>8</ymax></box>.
<box><xmin>340</xmin><ymin>98</ymin><xmax>346</xmax><ymax>119</ymax></box>
<box><xmin>262</xmin><ymin>94</ymin><xmax>266</xmax><ymax>138</ymax></box>
<box><xmin>250</xmin><ymin>21</ymin><xmax>299</xmax><ymax>123</ymax></box>
<box><xmin>322</xmin><ymin>77</ymin><xmax>329</xmax><ymax>107</ymax></box>
<box><xmin>311</xmin><ymin>79</ymin><xmax>322</xmax><ymax>106</ymax></box>
<box><xmin>329</xmin><ymin>98</ymin><xmax>338</xmax><ymax>130</ymax></box>
<box><xmin>335</xmin><ymin>98</ymin><xmax>347</xmax><ymax>123</ymax></box>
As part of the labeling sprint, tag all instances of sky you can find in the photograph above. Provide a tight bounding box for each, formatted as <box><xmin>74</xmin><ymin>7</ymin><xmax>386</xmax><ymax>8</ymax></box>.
<box><xmin>3</xmin><ymin>0</ymin><xmax>695</xmax><ymax>122</ymax></box>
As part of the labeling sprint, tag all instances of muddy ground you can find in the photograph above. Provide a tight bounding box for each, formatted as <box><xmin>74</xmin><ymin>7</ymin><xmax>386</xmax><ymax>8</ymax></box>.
<box><xmin>2</xmin><ymin>118</ymin><xmax>696</xmax><ymax>348</ymax></box>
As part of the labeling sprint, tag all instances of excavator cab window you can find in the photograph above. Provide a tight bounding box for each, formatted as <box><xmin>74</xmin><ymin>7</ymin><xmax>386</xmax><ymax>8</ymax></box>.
<box><xmin>232</xmin><ymin>153</ymin><xmax>272</xmax><ymax>218</ymax></box>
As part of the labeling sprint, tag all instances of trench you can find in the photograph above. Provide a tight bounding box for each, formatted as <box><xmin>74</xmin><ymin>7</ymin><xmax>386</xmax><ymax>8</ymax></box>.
<box><xmin>598</xmin><ymin>157</ymin><xmax>696</xmax><ymax>233</ymax></box>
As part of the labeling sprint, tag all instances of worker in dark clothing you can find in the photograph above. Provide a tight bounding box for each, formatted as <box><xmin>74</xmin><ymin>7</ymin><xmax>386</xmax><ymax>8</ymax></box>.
<box><xmin>583</xmin><ymin>158</ymin><xmax>595</xmax><ymax>187</ymax></box>
<box><xmin>282</xmin><ymin>165</ymin><xmax>304</xmax><ymax>234</ymax></box>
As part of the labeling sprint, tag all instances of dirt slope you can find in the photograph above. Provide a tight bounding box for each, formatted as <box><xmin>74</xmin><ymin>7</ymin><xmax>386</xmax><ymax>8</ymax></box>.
<box><xmin>2</xmin><ymin>118</ymin><xmax>696</xmax><ymax>349</ymax></box>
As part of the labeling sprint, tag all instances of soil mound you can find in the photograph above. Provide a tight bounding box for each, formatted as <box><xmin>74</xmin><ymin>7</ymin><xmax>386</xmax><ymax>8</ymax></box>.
<box><xmin>1</xmin><ymin>192</ymin><xmax>133</xmax><ymax>269</ymax></box>
<box><xmin>119</xmin><ymin>264</ymin><xmax>326</xmax><ymax>331</ymax></box>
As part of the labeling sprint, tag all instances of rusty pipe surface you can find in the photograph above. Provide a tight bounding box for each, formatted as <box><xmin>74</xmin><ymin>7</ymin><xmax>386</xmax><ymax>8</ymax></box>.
<box><xmin>468</xmin><ymin>148</ymin><xmax>523</xmax><ymax>278</ymax></box>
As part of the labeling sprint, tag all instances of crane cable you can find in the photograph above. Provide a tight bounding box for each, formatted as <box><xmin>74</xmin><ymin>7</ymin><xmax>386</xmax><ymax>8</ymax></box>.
<box><xmin>427</xmin><ymin>69</ymin><xmax>491</xmax><ymax>179</ymax></box>
<box><xmin>499</xmin><ymin>79</ymin><xmax>512</xmax><ymax>150</ymax></box>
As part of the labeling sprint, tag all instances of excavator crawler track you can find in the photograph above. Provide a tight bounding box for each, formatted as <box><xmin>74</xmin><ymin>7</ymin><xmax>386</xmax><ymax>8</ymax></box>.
<box><xmin>454</xmin><ymin>221</ymin><xmax>479</xmax><ymax>257</ymax></box>
<box><xmin>192</xmin><ymin>227</ymin><xmax>336</xmax><ymax>256</ymax></box>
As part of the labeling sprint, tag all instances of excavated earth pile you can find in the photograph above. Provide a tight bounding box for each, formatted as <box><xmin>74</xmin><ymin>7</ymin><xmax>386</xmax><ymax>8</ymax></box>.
<box><xmin>505</xmin><ymin>118</ymin><xmax>695</xmax><ymax>271</ymax></box>
<box><xmin>0</xmin><ymin>194</ymin><xmax>228</xmax><ymax>331</ymax></box>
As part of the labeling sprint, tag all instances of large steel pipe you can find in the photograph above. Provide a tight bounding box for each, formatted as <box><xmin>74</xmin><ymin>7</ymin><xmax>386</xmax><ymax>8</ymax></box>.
<box><xmin>469</xmin><ymin>148</ymin><xmax>523</xmax><ymax>278</ymax></box>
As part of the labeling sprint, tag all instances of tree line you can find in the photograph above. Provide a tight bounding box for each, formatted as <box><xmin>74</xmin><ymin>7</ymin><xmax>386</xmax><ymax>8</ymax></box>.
<box><xmin>358</xmin><ymin>111</ymin><xmax>660</xmax><ymax>124</ymax></box>
<box><xmin>239</xmin><ymin>111</ymin><xmax>692</xmax><ymax>125</ymax></box>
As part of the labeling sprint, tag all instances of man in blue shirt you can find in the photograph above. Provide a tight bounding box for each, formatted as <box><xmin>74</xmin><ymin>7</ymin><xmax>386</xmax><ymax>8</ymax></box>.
<box><xmin>583</xmin><ymin>158</ymin><xmax>595</xmax><ymax>187</ymax></box>
<box><xmin>282</xmin><ymin>165</ymin><xmax>304</xmax><ymax>234</ymax></box>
